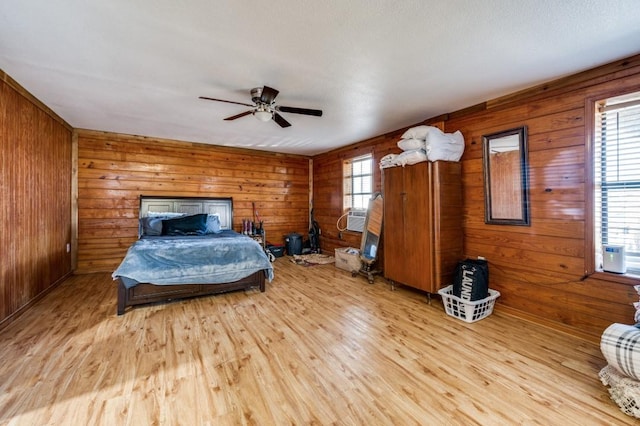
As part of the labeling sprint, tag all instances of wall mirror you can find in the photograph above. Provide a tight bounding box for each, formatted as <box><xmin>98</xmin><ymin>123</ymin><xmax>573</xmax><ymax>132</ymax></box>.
<box><xmin>482</xmin><ymin>126</ymin><xmax>530</xmax><ymax>226</ymax></box>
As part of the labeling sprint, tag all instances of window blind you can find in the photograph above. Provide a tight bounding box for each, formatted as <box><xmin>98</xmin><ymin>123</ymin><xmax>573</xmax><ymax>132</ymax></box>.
<box><xmin>594</xmin><ymin>95</ymin><xmax>640</xmax><ymax>274</ymax></box>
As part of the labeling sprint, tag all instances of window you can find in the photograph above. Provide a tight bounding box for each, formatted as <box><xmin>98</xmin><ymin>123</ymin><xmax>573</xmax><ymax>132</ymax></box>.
<box><xmin>594</xmin><ymin>92</ymin><xmax>640</xmax><ymax>274</ymax></box>
<box><xmin>343</xmin><ymin>154</ymin><xmax>373</xmax><ymax>210</ymax></box>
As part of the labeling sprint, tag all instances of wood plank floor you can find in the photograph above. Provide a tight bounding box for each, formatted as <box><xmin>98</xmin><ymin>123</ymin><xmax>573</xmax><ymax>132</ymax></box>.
<box><xmin>0</xmin><ymin>258</ymin><xmax>634</xmax><ymax>425</ymax></box>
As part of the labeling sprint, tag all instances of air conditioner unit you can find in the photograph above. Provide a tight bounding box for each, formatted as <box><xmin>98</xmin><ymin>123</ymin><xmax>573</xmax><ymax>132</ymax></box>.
<box><xmin>346</xmin><ymin>210</ymin><xmax>366</xmax><ymax>232</ymax></box>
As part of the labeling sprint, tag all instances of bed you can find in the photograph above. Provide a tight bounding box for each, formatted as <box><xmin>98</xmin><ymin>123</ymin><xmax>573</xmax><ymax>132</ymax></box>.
<box><xmin>113</xmin><ymin>196</ymin><xmax>273</xmax><ymax>315</ymax></box>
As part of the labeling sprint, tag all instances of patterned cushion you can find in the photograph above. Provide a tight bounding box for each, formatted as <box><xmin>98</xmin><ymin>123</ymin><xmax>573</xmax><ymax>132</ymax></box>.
<box><xmin>601</xmin><ymin>323</ymin><xmax>640</xmax><ymax>380</ymax></box>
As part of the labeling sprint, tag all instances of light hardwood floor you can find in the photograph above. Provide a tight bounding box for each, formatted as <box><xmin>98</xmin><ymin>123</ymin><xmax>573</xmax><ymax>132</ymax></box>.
<box><xmin>0</xmin><ymin>259</ymin><xmax>634</xmax><ymax>425</ymax></box>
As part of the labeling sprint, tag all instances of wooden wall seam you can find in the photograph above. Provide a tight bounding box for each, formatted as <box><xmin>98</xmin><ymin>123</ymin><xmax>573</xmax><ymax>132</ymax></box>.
<box><xmin>71</xmin><ymin>130</ymin><xmax>79</xmax><ymax>271</ymax></box>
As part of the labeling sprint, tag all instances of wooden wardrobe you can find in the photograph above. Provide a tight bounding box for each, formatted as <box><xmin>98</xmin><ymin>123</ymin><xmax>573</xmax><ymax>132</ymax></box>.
<box><xmin>382</xmin><ymin>161</ymin><xmax>462</xmax><ymax>294</ymax></box>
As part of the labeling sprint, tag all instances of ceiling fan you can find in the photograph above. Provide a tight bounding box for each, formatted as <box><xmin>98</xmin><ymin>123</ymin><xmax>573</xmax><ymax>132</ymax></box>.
<box><xmin>199</xmin><ymin>85</ymin><xmax>323</xmax><ymax>128</ymax></box>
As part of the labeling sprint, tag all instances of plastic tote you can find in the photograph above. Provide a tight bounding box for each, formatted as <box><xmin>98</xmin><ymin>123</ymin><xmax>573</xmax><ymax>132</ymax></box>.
<box><xmin>284</xmin><ymin>233</ymin><xmax>302</xmax><ymax>255</ymax></box>
<box><xmin>438</xmin><ymin>285</ymin><xmax>500</xmax><ymax>323</ymax></box>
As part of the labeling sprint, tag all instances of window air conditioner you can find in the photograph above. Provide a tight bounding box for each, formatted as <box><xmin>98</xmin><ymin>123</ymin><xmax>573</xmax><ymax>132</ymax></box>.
<box><xmin>346</xmin><ymin>210</ymin><xmax>366</xmax><ymax>232</ymax></box>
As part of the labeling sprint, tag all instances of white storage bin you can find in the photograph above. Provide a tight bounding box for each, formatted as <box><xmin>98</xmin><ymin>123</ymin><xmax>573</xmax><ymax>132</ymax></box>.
<box><xmin>438</xmin><ymin>285</ymin><xmax>500</xmax><ymax>323</ymax></box>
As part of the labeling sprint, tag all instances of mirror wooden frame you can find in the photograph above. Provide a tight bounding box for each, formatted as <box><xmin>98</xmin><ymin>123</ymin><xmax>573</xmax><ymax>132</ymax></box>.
<box><xmin>360</xmin><ymin>192</ymin><xmax>383</xmax><ymax>265</ymax></box>
<box><xmin>357</xmin><ymin>192</ymin><xmax>383</xmax><ymax>284</ymax></box>
<box><xmin>482</xmin><ymin>126</ymin><xmax>530</xmax><ymax>226</ymax></box>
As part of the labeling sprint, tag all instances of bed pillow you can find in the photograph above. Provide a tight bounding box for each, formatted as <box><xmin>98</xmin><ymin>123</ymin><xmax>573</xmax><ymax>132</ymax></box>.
<box><xmin>146</xmin><ymin>211</ymin><xmax>186</xmax><ymax>219</ymax></box>
<box><xmin>397</xmin><ymin>138</ymin><xmax>425</xmax><ymax>151</ymax></box>
<box><xmin>394</xmin><ymin>149</ymin><xmax>427</xmax><ymax>166</ymax></box>
<box><xmin>379</xmin><ymin>153</ymin><xmax>399</xmax><ymax>169</ymax></box>
<box><xmin>401</xmin><ymin>125</ymin><xmax>432</xmax><ymax>140</ymax></box>
<box><xmin>161</xmin><ymin>214</ymin><xmax>208</xmax><ymax>236</ymax></box>
<box><xmin>206</xmin><ymin>214</ymin><xmax>222</xmax><ymax>234</ymax></box>
<box><xmin>141</xmin><ymin>217</ymin><xmax>166</xmax><ymax>236</ymax></box>
<box><xmin>426</xmin><ymin>128</ymin><xmax>465</xmax><ymax>162</ymax></box>
<box><xmin>140</xmin><ymin>212</ymin><xmax>186</xmax><ymax>236</ymax></box>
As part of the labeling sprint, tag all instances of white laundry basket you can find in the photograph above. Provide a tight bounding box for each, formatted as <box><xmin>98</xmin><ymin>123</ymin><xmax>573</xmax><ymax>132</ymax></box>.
<box><xmin>438</xmin><ymin>285</ymin><xmax>500</xmax><ymax>323</ymax></box>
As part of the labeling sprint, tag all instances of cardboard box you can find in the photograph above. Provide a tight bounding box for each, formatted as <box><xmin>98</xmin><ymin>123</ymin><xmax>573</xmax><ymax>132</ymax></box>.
<box><xmin>335</xmin><ymin>247</ymin><xmax>362</xmax><ymax>272</ymax></box>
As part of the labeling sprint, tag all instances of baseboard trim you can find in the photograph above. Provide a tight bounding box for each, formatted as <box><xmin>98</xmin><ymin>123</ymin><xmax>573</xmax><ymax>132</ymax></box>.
<box><xmin>0</xmin><ymin>271</ymin><xmax>73</xmax><ymax>332</ymax></box>
<box><xmin>494</xmin><ymin>305</ymin><xmax>601</xmax><ymax>344</ymax></box>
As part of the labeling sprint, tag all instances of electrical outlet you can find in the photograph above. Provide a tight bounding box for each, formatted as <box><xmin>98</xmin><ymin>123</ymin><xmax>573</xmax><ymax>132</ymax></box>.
<box><xmin>66</xmin><ymin>243</ymin><xmax>71</xmax><ymax>253</ymax></box>
<box><xmin>478</xmin><ymin>255</ymin><xmax>485</xmax><ymax>260</ymax></box>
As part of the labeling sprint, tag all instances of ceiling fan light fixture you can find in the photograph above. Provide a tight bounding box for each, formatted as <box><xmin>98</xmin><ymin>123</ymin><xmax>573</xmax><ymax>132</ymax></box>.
<box><xmin>200</xmin><ymin>85</ymin><xmax>322</xmax><ymax>128</ymax></box>
<box><xmin>254</xmin><ymin>109</ymin><xmax>272</xmax><ymax>122</ymax></box>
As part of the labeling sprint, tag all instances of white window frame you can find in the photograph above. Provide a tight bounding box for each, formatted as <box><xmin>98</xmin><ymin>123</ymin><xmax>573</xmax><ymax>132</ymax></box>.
<box><xmin>343</xmin><ymin>154</ymin><xmax>373</xmax><ymax>211</ymax></box>
<box><xmin>592</xmin><ymin>91</ymin><xmax>640</xmax><ymax>276</ymax></box>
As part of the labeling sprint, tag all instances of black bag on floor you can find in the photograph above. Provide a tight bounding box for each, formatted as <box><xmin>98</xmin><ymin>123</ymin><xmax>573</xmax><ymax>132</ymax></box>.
<box><xmin>452</xmin><ymin>259</ymin><xmax>489</xmax><ymax>301</ymax></box>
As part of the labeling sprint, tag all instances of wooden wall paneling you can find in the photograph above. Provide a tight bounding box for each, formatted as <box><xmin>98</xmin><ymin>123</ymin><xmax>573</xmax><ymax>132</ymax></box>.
<box><xmin>428</xmin><ymin>161</ymin><xmax>462</xmax><ymax>287</ymax></box>
<box><xmin>441</xmin><ymin>54</ymin><xmax>640</xmax><ymax>340</ymax></box>
<box><xmin>71</xmin><ymin>131</ymin><xmax>78</xmax><ymax>271</ymax></box>
<box><xmin>0</xmin><ymin>74</ymin><xmax>72</xmax><ymax>327</ymax></box>
<box><xmin>484</xmin><ymin>55</ymin><xmax>640</xmax><ymax>111</ymax></box>
<box><xmin>76</xmin><ymin>130</ymin><xmax>310</xmax><ymax>273</ymax></box>
<box><xmin>309</xmin><ymin>54</ymin><xmax>640</xmax><ymax>340</ymax></box>
<box><xmin>464</xmin><ymin>228</ymin><xmax>585</xmax><ymax>258</ymax></box>
<box><xmin>493</xmin><ymin>280</ymin><xmax>629</xmax><ymax>330</ymax></box>
<box><xmin>455</xmin><ymin>104</ymin><xmax>585</xmax><ymax>161</ymax></box>
<box><xmin>312</xmin><ymin>122</ymin><xmax>444</xmax><ymax>256</ymax></box>
<box><xmin>312</xmin><ymin>151</ymin><xmax>377</xmax><ymax>252</ymax></box>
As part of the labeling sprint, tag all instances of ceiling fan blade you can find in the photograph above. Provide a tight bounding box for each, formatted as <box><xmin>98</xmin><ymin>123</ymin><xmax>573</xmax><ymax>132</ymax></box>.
<box><xmin>277</xmin><ymin>106</ymin><xmax>323</xmax><ymax>117</ymax></box>
<box><xmin>199</xmin><ymin>96</ymin><xmax>254</xmax><ymax>107</ymax></box>
<box><xmin>260</xmin><ymin>86</ymin><xmax>279</xmax><ymax>104</ymax></box>
<box><xmin>224</xmin><ymin>110</ymin><xmax>254</xmax><ymax>121</ymax></box>
<box><xmin>273</xmin><ymin>112</ymin><xmax>291</xmax><ymax>128</ymax></box>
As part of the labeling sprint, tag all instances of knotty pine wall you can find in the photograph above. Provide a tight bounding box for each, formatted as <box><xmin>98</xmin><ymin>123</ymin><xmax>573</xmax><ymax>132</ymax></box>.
<box><xmin>0</xmin><ymin>72</ymin><xmax>73</xmax><ymax>327</ymax></box>
<box><xmin>312</xmin><ymin>135</ymin><xmax>397</xmax><ymax>252</ymax></box>
<box><xmin>76</xmin><ymin>130</ymin><xmax>310</xmax><ymax>274</ymax></box>
<box><xmin>445</xmin><ymin>55</ymin><xmax>640</xmax><ymax>341</ymax></box>
<box><xmin>313</xmin><ymin>55</ymin><xmax>640</xmax><ymax>341</ymax></box>
<box><xmin>312</xmin><ymin>122</ymin><xmax>444</xmax><ymax>254</ymax></box>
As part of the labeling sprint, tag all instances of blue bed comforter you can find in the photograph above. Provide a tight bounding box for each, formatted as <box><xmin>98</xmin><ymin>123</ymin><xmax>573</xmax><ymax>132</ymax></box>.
<box><xmin>112</xmin><ymin>230</ymin><xmax>274</xmax><ymax>288</ymax></box>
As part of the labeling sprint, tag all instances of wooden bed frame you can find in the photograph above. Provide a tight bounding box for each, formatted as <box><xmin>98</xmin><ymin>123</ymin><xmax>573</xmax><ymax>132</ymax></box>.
<box><xmin>116</xmin><ymin>195</ymin><xmax>267</xmax><ymax>315</ymax></box>
<box><xmin>117</xmin><ymin>272</ymin><xmax>265</xmax><ymax>315</ymax></box>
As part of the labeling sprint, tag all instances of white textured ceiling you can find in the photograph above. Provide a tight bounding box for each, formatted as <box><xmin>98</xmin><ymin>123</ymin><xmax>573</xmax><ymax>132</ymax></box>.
<box><xmin>1</xmin><ymin>1</ymin><xmax>640</xmax><ymax>155</ymax></box>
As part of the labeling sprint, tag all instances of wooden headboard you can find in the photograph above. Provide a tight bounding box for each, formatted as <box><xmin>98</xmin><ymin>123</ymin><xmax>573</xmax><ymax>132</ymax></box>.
<box><xmin>139</xmin><ymin>196</ymin><xmax>234</xmax><ymax>230</ymax></box>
